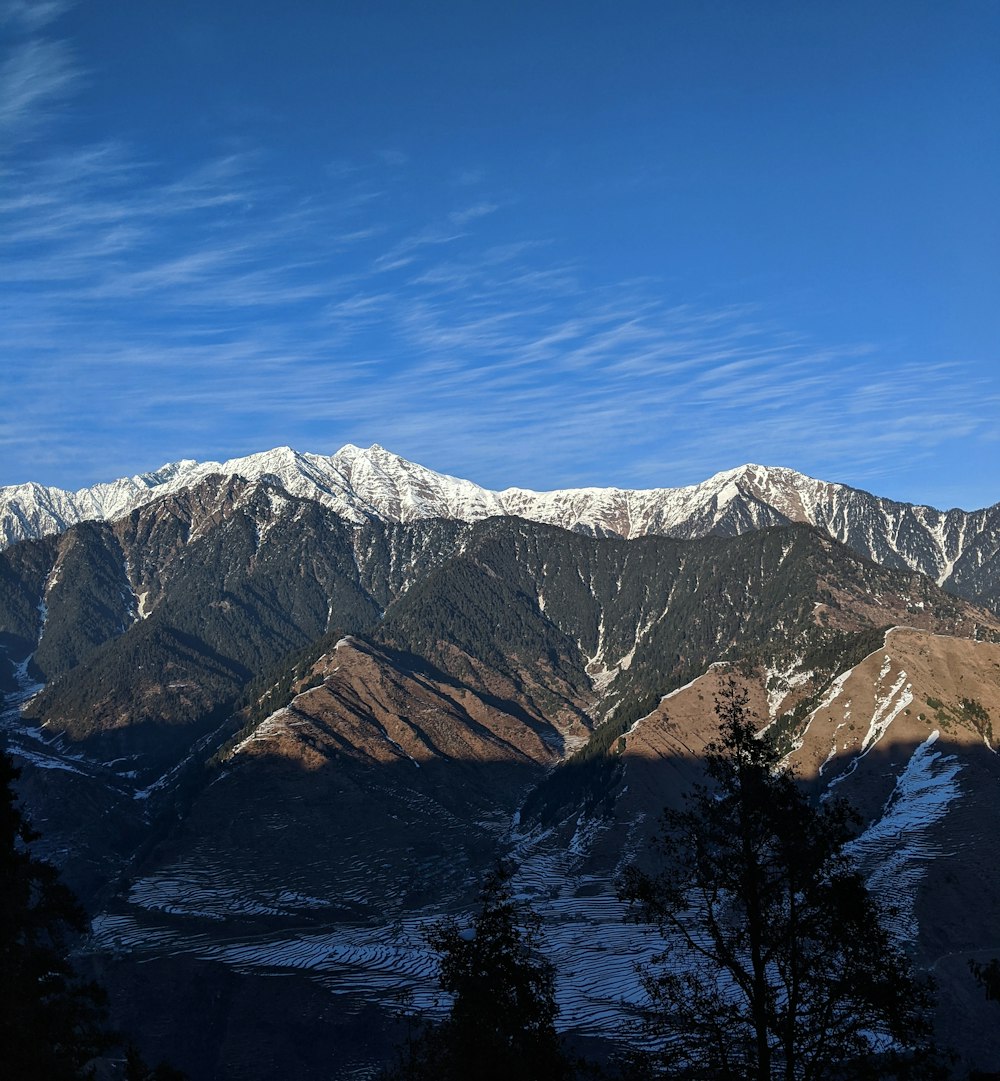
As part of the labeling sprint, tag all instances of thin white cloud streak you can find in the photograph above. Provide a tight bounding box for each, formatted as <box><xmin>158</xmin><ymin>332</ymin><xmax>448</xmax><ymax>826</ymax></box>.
<box><xmin>371</xmin><ymin>227</ymin><xmax>467</xmax><ymax>273</ymax></box>
<box><xmin>448</xmin><ymin>202</ymin><xmax>500</xmax><ymax>225</ymax></box>
<box><xmin>0</xmin><ymin>0</ymin><xmax>72</xmax><ymax>32</ymax></box>
<box><xmin>0</xmin><ymin>35</ymin><xmax>78</xmax><ymax>141</ymax></box>
<box><xmin>8</xmin><ymin>275</ymin><xmax>993</xmax><ymax>497</ymax></box>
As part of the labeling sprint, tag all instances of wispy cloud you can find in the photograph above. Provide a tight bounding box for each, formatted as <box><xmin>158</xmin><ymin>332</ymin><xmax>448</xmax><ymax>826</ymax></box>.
<box><xmin>371</xmin><ymin>225</ymin><xmax>467</xmax><ymax>273</ymax></box>
<box><xmin>0</xmin><ymin>0</ymin><xmax>72</xmax><ymax>33</ymax></box>
<box><xmin>448</xmin><ymin>202</ymin><xmax>500</xmax><ymax>226</ymax></box>
<box><xmin>0</xmin><ymin>35</ymin><xmax>78</xmax><ymax>140</ymax></box>
<box><xmin>378</xmin><ymin>148</ymin><xmax>408</xmax><ymax>167</ymax></box>
<box><xmin>5</xmin><ymin>130</ymin><xmax>998</xmax><ymax>504</ymax></box>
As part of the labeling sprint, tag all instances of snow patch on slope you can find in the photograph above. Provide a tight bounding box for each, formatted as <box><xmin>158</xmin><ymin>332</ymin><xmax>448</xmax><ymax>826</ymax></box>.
<box><xmin>860</xmin><ymin>669</ymin><xmax>913</xmax><ymax>754</ymax></box>
<box><xmin>763</xmin><ymin>656</ymin><xmax>812</xmax><ymax>720</ymax></box>
<box><xmin>826</xmin><ymin>661</ymin><xmax>914</xmax><ymax>794</ymax></box>
<box><xmin>846</xmin><ymin>731</ymin><xmax>961</xmax><ymax>939</ymax></box>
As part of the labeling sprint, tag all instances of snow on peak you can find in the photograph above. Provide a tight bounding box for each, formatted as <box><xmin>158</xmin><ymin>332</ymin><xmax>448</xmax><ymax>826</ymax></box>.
<box><xmin>0</xmin><ymin>447</ymin><xmax>994</xmax><ymax>597</ymax></box>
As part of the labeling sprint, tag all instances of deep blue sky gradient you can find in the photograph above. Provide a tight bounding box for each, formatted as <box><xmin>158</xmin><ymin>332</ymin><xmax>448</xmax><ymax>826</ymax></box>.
<box><xmin>2</xmin><ymin>1</ymin><xmax>998</xmax><ymax>508</ymax></box>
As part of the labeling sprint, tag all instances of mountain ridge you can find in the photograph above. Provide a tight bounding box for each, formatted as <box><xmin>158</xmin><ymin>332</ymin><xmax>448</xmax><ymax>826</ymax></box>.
<box><xmin>4</xmin><ymin>445</ymin><xmax>1000</xmax><ymax>613</ymax></box>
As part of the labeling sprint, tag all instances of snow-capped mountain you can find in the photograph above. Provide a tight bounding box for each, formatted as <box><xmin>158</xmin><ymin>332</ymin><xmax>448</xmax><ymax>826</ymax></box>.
<box><xmin>0</xmin><ymin>445</ymin><xmax>507</xmax><ymax>547</ymax></box>
<box><xmin>3</xmin><ymin>444</ymin><xmax>1000</xmax><ymax>609</ymax></box>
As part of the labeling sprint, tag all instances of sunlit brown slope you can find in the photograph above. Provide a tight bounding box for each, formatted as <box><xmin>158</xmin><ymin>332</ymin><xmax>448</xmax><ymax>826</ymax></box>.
<box><xmin>231</xmin><ymin>635</ymin><xmax>579</xmax><ymax>770</ymax></box>
<box><xmin>128</xmin><ymin>637</ymin><xmax>575</xmax><ymax>922</ymax></box>
<box><xmin>791</xmin><ymin>626</ymin><xmax>1000</xmax><ymax>782</ymax></box>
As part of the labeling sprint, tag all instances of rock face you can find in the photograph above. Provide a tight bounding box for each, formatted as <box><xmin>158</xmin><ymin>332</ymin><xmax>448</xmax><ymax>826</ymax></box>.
<box><xmin>3</xmin><ymin>464</ymin><xmax>1000</xmax><ymax>1078</ymax></box>
<box><xmin>4</xmin><ymin>445</ymin><xmax>1000</xmax><ymax>610</ymax></box>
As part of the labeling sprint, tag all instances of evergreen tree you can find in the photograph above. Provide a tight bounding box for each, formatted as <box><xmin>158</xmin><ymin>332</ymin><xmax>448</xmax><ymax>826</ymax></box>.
<box><xmin>970</xmin><ymin>958</ymin><xmax>1000</xmax><ymax>1004</ymax></box>
<box><xmin>619</xmin><ymin>678</ymin><xmax>939</xmax><ymax>1081</ymax></box>
<box><xmin>382</xmin><ymin>862</ymin><xmax>573</xmax><ymax>1081</ymax></box>
<box><xmin>0</xmin><ymin>748</ymin><xmax>114</xmax><ymax>1079</ymax></box>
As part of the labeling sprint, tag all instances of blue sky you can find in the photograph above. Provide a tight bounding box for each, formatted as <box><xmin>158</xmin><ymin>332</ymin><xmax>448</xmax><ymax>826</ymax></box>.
<box><xmin>1</xmin><ymin>1</ymin><xmax>997</xmax><ymax>509</ymax></box>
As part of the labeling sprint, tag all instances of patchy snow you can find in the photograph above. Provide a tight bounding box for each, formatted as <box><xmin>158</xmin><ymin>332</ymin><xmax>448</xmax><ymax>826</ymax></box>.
<box><xmin>818</xmin><ymin>722</ymin><xmax>848</xmax><ymax>776</ymax></box>
<box><xmin>860</xmin><ymin>670</ymin><xmax>912</xmax><ymax>754</ymax></box>
<box><xmin>582</xmin><ymin>604</ymin><xmax>648</xmax><ymax>694</ymax></box>
<box><xmin>4</xmin><ymin>446</ymin><xmax>990</xmax><ymax>617</ymax></box>
<box><xmin>7</xmin><ymin>655</ymin><xmax>44</xmax><ymax>704</ymax></box>
<box><xmin>662</xmin><ymin>665</ymin><xmax>723</xmax><ymax>704</ymax></box>
<box><xmin>384</xmin><ymin>733</ymin><xmax>421</xmax><ymax>768</ymax></box>
<box><xmin>826</xmin><ymin>668</ymin><xmax>913</xmax><ymax>796</ymax></box>
<box><xmin>133</xmin><ymin>716</ymin><xmax>234</xmax><ymax>800</ymax></box>
<box><xmin>763</xmin><ymin>656</ymin><xmax>811</xmax><ymax>720</ymax></box>
<box><xmin>84</xmin><ymin>706</ymin><xmax>963</xmax><ymax>1064</ymax></box>
<box><xmin>796</xmin><ymin>638</ymin><xmax>890</xmax><ymax>759</ymax></box>
<box><xmin>7</xmin><ymin>745</ymin><xmax>89</xmax><ymax>776</ymax></box>
<box><xmin>847</xmin><ymin>731</ymin><xmax>961</xmax><ymax>939</ymax></box>
<box><xmin>228</xmin><ymin>707</ymin><xmax>293</xmax><ymax>759</ymax></box>
<box><xmin>98</xmin><ymin>776</ymin><xmax>666</xmax><ymax>1044</ymax></box>
<box><xmin>812</xmin><ymin>667</ymin><xmax>854</xmax><ymax>716</ymax></box>
<box><xmin>126</xmin><ymin>871</ymin><xmax>343</xmax><ymax>922</ymax></box>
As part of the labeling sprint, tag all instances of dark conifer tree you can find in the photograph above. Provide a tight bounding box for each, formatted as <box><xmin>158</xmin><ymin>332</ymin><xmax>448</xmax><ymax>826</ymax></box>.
<box><xmin>0</xmin><ymin>748</ymin><xmax>114</xmax><ymax>1079</ymax></box>
<box><xmin>122</xmin><ymin>1043</ymin><xmax>187</xmax><ymax>1081</ymax></box>
<box><xmin>382</xmin><ymin>862</ymin><xmax>573</xmax><ymax>1081</ymax></box>
<box><xmin>970</xmin><ymin>959</ymin><xmax>1000</xmax><ymax>1004</ymax></box>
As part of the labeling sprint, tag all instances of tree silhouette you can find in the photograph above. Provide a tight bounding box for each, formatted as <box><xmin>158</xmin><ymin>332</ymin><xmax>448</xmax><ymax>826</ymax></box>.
<box><xmin>619</xmin><ymin>678</ymin><xmax>939</xmax><ymax>1080</ymax></box>
<box><xmin>0</xmin><ymin>748</ymin><xmax>114</xmax><ymax>1079</ymax></box>
<box><xmin>382</xmin><ymin>861</ymin><xmax>572</xmax><ymax>1081</ymax></box>
<box><xmin>122</xmin><ymin>1042</ymin><xmax>187</xmax><ymax>1081</ymax></box>
<box><xmin>970</xmin><ymin>958</ymin><xmax>1000</xmax><ymax>1004</ymax></box>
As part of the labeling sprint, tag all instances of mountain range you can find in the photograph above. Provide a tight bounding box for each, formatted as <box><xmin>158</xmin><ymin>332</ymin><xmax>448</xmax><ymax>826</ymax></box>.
<box><xmin>4</xmin><ymin>445</ymin><xmax>1000</xmax><ymax>612</ymax></box>
<box><xmin>2</xmin><ymin>446</ymin><xmax>1000</xmax><ymax>1078</ymax></box>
